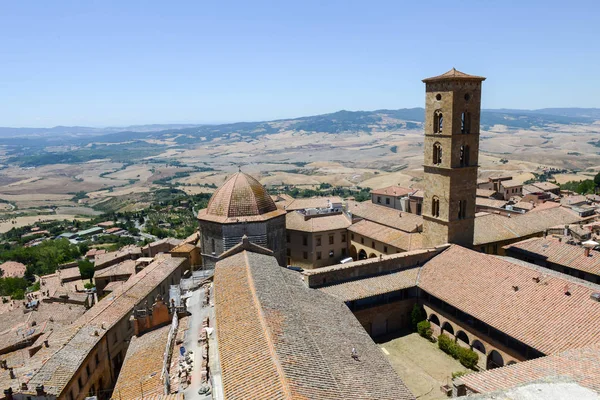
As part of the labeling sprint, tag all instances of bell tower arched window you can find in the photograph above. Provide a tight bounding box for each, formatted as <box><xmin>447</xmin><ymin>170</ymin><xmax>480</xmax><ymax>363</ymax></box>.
<box><xmin>434</xmin><ymin>110</ymin><xmax>443</xmax><ymax>133</ymax></box>
<box><xmin>432</xmin><ymin>196</ymin><xmax>440</xmax><ymax>218</ymax></box>
<box><xmin>461</xmin><ymin>111</ymin><xmax>471</xmax><ymax>134</ymax></box>
<box><xmin>459</xmin><ymin>145</ymin><xmax>470</xmax><ymax>167</ymax></box>
<box><xmin>458</xmin><ymin>199</ymin><xmax>467</xmax><ymax>219</ymax></box>
<box><xmin>433</xmin><ymin>142</ymin><xmax>442</xmax><ymax>165</ymax></box>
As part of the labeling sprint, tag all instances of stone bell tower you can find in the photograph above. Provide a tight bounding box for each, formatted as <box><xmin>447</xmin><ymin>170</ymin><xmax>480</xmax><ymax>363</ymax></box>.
<box><xmin>421</xmin><ymin>68</ymin><xmax>485</xmax><ymax>248</ymax></box>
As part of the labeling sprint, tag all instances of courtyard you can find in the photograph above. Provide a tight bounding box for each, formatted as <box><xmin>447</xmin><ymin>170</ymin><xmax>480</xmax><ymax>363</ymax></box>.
<box><xmin>379</xmin><ymin>332</ymin><xmax>470</xmax><ymax>400</ymax></box>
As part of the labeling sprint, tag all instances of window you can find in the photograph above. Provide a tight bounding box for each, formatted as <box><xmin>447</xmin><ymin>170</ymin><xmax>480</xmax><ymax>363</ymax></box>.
<box><xmin>303</xmin><ymin>235</ymin><xmax>308</xmax><ymax>246</ymax></box>
<box><xmin>286</xmin><ymin>234</ymin><xmax>290</xmax><ymax>243</ymax></box>
<box><xmin>341</xmin><ymin>233</ymin><xmax>346</xmax><ymax>243</ymax></box>
<box><xmin>458</xmin><ymin>200</ymin><xmax>467</xmax><ymax>219</ymax></box>
<box><xmin>316</xmin><ymin>251</ymin><xmax>321</xmax><ymax>260</ymax></box>
<box><xmin>384</xmin><ymin>246</ymin><xmax>388</xmax><ymax>253</ymax></box>
<box><xmin>461</xmin><ymin>111</ymin><xmax>471</xmax><ymax>134</ymax></box>
<box><xmin>434</xmin><ymin>110</ymin><xmax>443</xmax><ymax>133</ymax></box>
<box><xmin>86</xmin><ymin>364</ymin><xmax>90</xmax><ymax>378</ymax></box>
<box><xmin>361</xmin><ymin>237</ymin><xmax>364</xmax><ymax>244</ymax></box>
<box><xmin>316</xmin><ymin>236</ymin><xmax>322</xmax><ymax>246</ymax></box>
<box><xmin>303</xmin><ymin>251</ymin><xmax>308</xmax><ymax>260</ymax></box>
<box><xmin>287</xmin><ymin>248</ymin><xmax>291</xmax><ymax>256</ymax></box>
<box><xmin>351</xmin><ymin>233</ymin><xmax>354</xmax><ymax>240</ymax></box>
<box><xmin>78</xmin><ymin>376</ymin><xmax>83</xmax><ymax>391</ymax></box>
<box><xmin>371</xmin><ymin>241</ymin><xmax>375</xmax><ymax>248</ymax></box>
<box><xmin>459</xmin><ymin>145</ymin><xmax>470</xmax><ymax>167</ymax></box>
<box><xmin>329</xmin><ymin>235</ymin><xmax>334</xmax><ymax>245</ymax></box>
<box><xmin>211</xmin><ymin>239</ymin><xmax>215</xmax><ymax>253</ymax></box>
<box><xmin>433</xmin><ymin>142</ymin><xmax>442</xmax><ymax>165</ymax></box>
<box><xmin>329</xmin><ymin>250</ymin><xmax>334</xmax><ymax>258</ymax></box>
<box><xmin>341</xmin><ymin>248</ymin><xmax>347</xmax><ymax>256</ymax></box>
<box><xmin>385</xmin><ymin>198</ymin><xmax>390</xmax><ymax>205</ymax></box>
<box><xmin>377</xmin><ymin>196</ymin><xmax>381</xmax><ymax>203</ymax></box>
<box><xmin>432</xmin><ymin>196</ymin><xmax>440</xmax><ymax>218</ymax></box>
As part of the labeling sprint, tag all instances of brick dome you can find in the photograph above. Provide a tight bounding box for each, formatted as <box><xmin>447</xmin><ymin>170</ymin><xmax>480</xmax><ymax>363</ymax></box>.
<box><xmin>206</xmin><ymin>172</ymin><xmax>277</xmax><ymax>218</ymax></box>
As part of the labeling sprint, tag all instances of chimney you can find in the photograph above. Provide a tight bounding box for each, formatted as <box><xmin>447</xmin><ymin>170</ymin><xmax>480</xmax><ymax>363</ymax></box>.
<box><xmin>585</xmin><ymin>247</ymin><xmax>591</xmax><ymax>257</ymax></box>
<box><xmin>35</xmin><ymin>385</ymin><xmax>45</xmax><ymax>396</ymax></box>
<box><xmin>4</xmin><ymin>388</ymin><xmax>13</xmax><ymax>400</ymax></box>
<box><xmin>8</xmin><ymin>368</ymin><xmax>15</xmax><ymax>379</ymax></box>
<box><xmin>43</xmin><ymin>340</ymin><xmax>49</xmax><ymax>348</ymax></box>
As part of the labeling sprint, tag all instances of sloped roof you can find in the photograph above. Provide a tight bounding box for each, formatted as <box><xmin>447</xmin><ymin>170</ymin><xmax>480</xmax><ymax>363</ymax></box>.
<box><xmin>286</xmin><ymin>211</ymin><xmax>351</xmax><ymax>233</ymax></box>
<box><xmin>348</xmin><ymin>219</ymin><xmax>421</xmax><ymax>251</ymax></box>
<box><xmin>418</xmin><ymin>245</ymin><xmax>600</xmax><ymax>355</ymax></box>
<box><xmin>0</xmin><ymin>261</ymin><xmax>26</xmax><ymax>278</ymax></box>
<box><xmin>532</xmin><ymin>182</ymin><xmax>560</xmax><ymax>191</ymax></box>
<box><xmin>199</xmin><ymin>172</ymin><xmax>285</xmax><ymax>223</ymax></box>
<box><xmin>504</xmin><ymin>237</ymin><xmax>600</xmax><ymax>276</ymax></box>
<box><xmin>458</xmin><ymin>343</ymin><xmax>600</xmax><ymax>394</ymax></box>
<box><xmin>346</xmin><ymin>200</ymin><xmax>422</xmax><ymax>233</ymax></box>
<box><xmin>422</xmin><ymin>68</ymin><xmax>486</xmax><ymax>83</ymax></box>
<box><xmin>473</xmin><ymin>207</ymin><xmax>581</xmax><ymax>245</ymax></box>
<box><xmin>285</xmin><ymin>196</ymin><xmax>343</xmax><ymax>211</ymax></box>
<box><xmin>370</xmin><ymin>186</ymin><xmax>414</xmax><ymax>197</ymax></box>
<box><xmin>94</xmin><ymin>260</ymin><xmax>136</xmax><ymax>279</ymax></box>
<box><xmin>214</xmin><ymin>251</ymin><xmax>415</xmax><ymax>400</ymax></box>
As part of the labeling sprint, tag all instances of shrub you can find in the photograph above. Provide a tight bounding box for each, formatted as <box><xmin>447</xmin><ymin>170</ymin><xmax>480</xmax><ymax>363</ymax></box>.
<box><xmin>410</xmin><ymin>304</ymin><xmax>427</xmax><ymax>331</ymax></box>
<box><xmin>438</xmin><ymin>334</ymin><xmax>479</xmax><ymax>369</ymax></box>
<box><xmin>452</xmin><ymin>371</ymin><xmax>467</xmax><ymax>379</ymax></box>
<box><xmin>417</xmin><ymin>320</ymin><xmax>433</xmax><ymax>339</ymax></box>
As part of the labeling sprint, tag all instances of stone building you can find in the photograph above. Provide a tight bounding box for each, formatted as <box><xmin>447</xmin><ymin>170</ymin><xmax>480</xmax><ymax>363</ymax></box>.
<box><xmin>197</xmin><ymin>171</ymin><xmax>286</xmax><ymax>268</ymax></box>
<box><xmin>422</xmin><ymin>68</ymin><xmax>485</xmax><ymax>248</ymax></box>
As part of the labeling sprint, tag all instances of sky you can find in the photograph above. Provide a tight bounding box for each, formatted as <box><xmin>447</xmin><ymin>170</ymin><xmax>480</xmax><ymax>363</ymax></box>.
<box><xmin>1</xmin><ymin>0</ymin><xmax>599</xmax><ymax>127</ymax></box>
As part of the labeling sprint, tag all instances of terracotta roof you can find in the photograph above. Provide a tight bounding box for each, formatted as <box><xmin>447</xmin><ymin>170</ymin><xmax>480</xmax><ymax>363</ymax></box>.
<box><xmin>320</xmin><ymin>267</ymin><xmax>420</xmax><ymax>302</ymax></box>
<box><xmin>94</xmin><ymin>259</ymin><xmax>136</xmax><ymax>279</ymax></box>
<box><xmin>285</xmin><ymin>196</ymin><xmax>343</xmax><ymax>211</ymax></box>
<box><xmin>199</xmin><ymin>171</ymin><xmax>285</xmax><ymax>223</ymax></box>
<box><xmin>346</xmin><ymin>200</ymin><xmax>422</xmax><ymax>233</ymax></box>
<box><xmin>473</xmin><ymin>207</ymin><xmax>581</xmax><ymax>246</ymax></box>
<box><xmin>57</xmin><ymin>266</ymin><xmax>81</xmax><ymax>281</ymax></box>
<box><xmin>532</xmin><ymin>182</ymin><xmax>560</xmax><ymax>191</ymax></box>
<box><xmin>94</xmin><ymin>245</ymin><xmax>142</xmax><ymax>269</ymax></box>
<box><xmin>476</xmin><ymin>189</ymin><xmax>497</xmax><ymax>198</ymax></box>
<box><xmin>348</xmin><ymin>219</ymin><xmax>421</xmax><ymax>251</ymax></box>
<box><xmin>143</xmin><ymin>238</ymin><xmax>182</xmax><ymax>250</ymax></box>
<box><xmin>500</xmin><ymin>180</ymin><xmax>522</xmax><ymax>189</ymax></box>
<box><xmin>370</xmin><ymin>186</ymin><xmax>414</xmax><ymax>197</ymax></box>
<box><xmin>410</xmin><ymin>189</ymin><xmax>424</xmax><ymax>199</ymax></box>
<box><xmin>112</xmin><ymin>317</ymin><xmax>186</xmax><ymax>400</ymax></box>
<box><xmin>504</xmin><ymin>237</ymin><xmax>600</xmax><ymax>276</ymax></box>
<box><xmin>24</xmin><ymin>256</ymin><xmax>185</xmax><ymax>396</ymax></box>
<box><xmin>0</xmin><ymin>261</ymin><xmax>26</xmax><ymax>278</ymax></box>
<box><xmin>170</xmin><ymin>242</ymin><xmax>197</xmax><ymax>253</ymax></box>
<box><xmin>419</xmin><ymin>245</ymin><xmax>600</xmax><ymax>355</ymax></box>
<box><xmin>422</xmin><ymin>68</ymin><xmax>486</xmax><ymax>83</ymax></box>
<box><xmin>522</xmin><ymin>184</ymin><xmax>544</xmax><ymax>194</ymax></box>
<box><xmin>102</xmin><ymin>280</ymin><xmax>126</xmax><ymax>292</ymax></box>
<box><xmin>476</xmin><ymin>198</ymin><xmax>508</xmax><ymax>209</ymax></box>
<box><xmin>104</xmin><ymin>227</ymin><xmax>124</xmax><ymax>234</ymax></box>
<box><xmin>512</xmin><ymin>202</ymin><xmax>535</xmax><ymax>211</ymax></box>
<box><xmin>529</xmin><ymin>201</ymin><xmax>561</xmax><ymax>213</ymax></box>
<box><xmin>286</xmin><ymin>211</ymin><xmax>351</xmax><ymax>233</ymax></box>
<box><xmin>459</xmin><ymin>343</ymin><xmax>600</xmax><ymax>394</ymax></box>
<box><xmin>214</xmin><ymin>251</ymin><xmax>415</xmax><ymax>400</ymax></box>
<box><xmin>561</xmin><ymin>195</ymin><xmax>588</xmax><ymax>206</ymax></box>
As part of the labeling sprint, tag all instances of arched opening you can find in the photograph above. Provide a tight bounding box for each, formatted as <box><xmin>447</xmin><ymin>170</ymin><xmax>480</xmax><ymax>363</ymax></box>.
<box><xmin>368</xmin><ymin>253</ymin><xmax>377</xmax><ymax>259</ymax></box>
<box><xmin>350</xmin><ymin>245</ymin><xmax>357</xmax><ymax>260</ymax></box>
<box><xmin>471</xmin><ymin>340</ymin><xmax>486</xmax><ymax>354</ymax></box>
<box><xmin>459</xmin><ymin>145</ymin><xmax>471</xmax><ymax>167</ymax></box>
<box><xmin>358</xmin><ymin>249</ymin><xmax>368</xmax><ymax>260</ymax></box>
<box><xmin>461</xmin><ymin>111</ymin><xmax>471</xmax><ymax>134</ymax></box>
<box><xmin>441</xmin><ymin>321</ymin><xmax>454</xmax><ymax>335</ymax></box>
<box><xmin>428</xmin><ymin>313</ymin><xmax>440</xmax><ymax>326</ymax></box>
<box><xmin>434</xmin><ymin>110</ymin><xmax>443</xmax><ymax>133</ymax></box>
<box><xmin>507</xmin><ymin>360</ymin><xmax>517</xmax><ymax>366</ymax></box>
<box><xmin>458</xmin><ymin>199</ymin><xmax>467</xmax><ymax>220</ymax></box>
<box><xmin>433</xmin><ymin>142</ymin><xmax>442</xmax><ymax>165</ymax></box>
<box><xmin>487</xmin><ymin>350</ymin><xmax>504</xmax><ymax>369</ymax></box>
<box><xmin>464</xmin><ymin>145</ymin><xmax>470</xmax><ymax>166</ymax></box>
<box><xmin>432</xmin><ymin>196</ymin><xmax>440</xmax><ymax>218</ymax></box>
<box><xmin>456</xmin><ymin>330</ymin><xmax>469</xmax><ymax>344</ymax></box>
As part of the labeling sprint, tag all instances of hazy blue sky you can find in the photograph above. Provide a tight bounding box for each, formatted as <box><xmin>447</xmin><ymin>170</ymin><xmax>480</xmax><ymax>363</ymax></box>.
<box><xmin>1</xmin><ymin>0</ymin><xmax>599</xmax><ymax>127</ymax></box>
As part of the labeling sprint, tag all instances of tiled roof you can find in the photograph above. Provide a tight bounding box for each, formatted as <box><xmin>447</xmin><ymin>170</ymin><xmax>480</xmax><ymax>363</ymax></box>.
<box><xmin>409</xmin><ymin>189</ymin><xmax>424</xmax><ymax>199</ymax></box>
<box><xmin>561</xmin><ymin>195</ymin><xmax>588</xmax><ymax>206</ymax></box>
<box><xmin>476</xmin><ymin>198</ymin><xmax>508</xmax><ymax>209</ymax></box>
<box><xmin>422</xmin><ymin>68</ymin><xmax>486</xmax><ymax>82</ymax></box>
<box><xmin>370</xmin><ymin>186</ymin><xmax>414</xmax><ymax>197</ymax></box>
<box><xmin>459</xmin><ymin>343</ymin><xmax>600</xmax><ymax>394</ymax></box>
<box><xmin>57</xmin><ymin>266</ymin><xmax>81</xmax><ymax>281</ymax></box>
<box><xmin>0</xmin><ymin>261</ymin><xmax>26</xmax><ymax>278</ymax></box>
<box><xmin>473</xmin><ymin>207</ymin><xmax>581</xmax><ymax>245</ymax></box>
<box><xmin>528</xmin><ymin>201</ymin><xmax>561</xmax><ymax>213</ymax></box>
<box><xmin>286</xmin><ymin>211</ymin><xmax>351</xmax><ymax>233</ymax></box>
<box><xmin>199</xmin><ymin>172</ymin><xmax>285</xmax><ymax>223</ymax></box>
<box><xmin>214</xmin><ymin>251</ymin><xmax>415</xmax><ymax>400</ymax></box>
<box><xmin>532</xmin><ymin>182</ymin><xmax>560</xmax><ymax>191</ymax></box>
<box><xmin>170</xmin><ymin>242</ymin><xmax>197</xmax><ymax>253</ymax></box>
<box><xmin>504</xmin><ymin>237</ymin><xmax>600</xmax><ymax>276</ymax></box>
<box><xmin>346</xmin><ymin>200</ymin><xmax>422</xmax><ymax>233</ymax></box>
<box><xmin>512</xmin><ymin>201</ymin><xmax>535</xmax><ymax>211</ymax></box>
<box><xmin>24</xmin><ymin>256</ymin><xmax>185</xmax><ymax>396</ymax></box>
<box><xmin>476</xmin><ymin>189</ymin><xmax>496</xmax><ymax>198</ymax></box>
<box><xmin>522</xmin><ymin>184</ymin><xmax>544</xmax><ymax>194</ymax></box>
<box><xmin>348</xmin><ymin>219</ymin><xmax>421</xmax><ymax>251</ymax></box>
<box><xmin>320</xmin><ymin>267</ymin><xmax>420</xmax><ymax>302</ymax></box>
<box><xmin>500</xmin><ymin>180</ymin><xmax>522</xmax><ymax>188</ymax></box>
<box><xmin>143</xmin><ymin>238</ymin><xmax>182</xmax><ymax>250</ymax></box>
<box><xmin>285</xmin><ymin>196</ymin><xmax>343</xmax><ymax>211</ymax></box>
<box><xmin>94</xmin><ymin>259</ymin><xmax>136</xmax><ymax>279</ymax></box>
<box><xmin>94</xmin><ymin>245</ymin><xmax>142</xmax><ymax>269</ymax></box>
<box><xmin>112</xmin><ymin>320</ymin><xmax>177</xmax><ymax>399</ymax></box>
<box><xmin>419</xmin><ymin>245</ymin><xmax>600</xmax><ymax>355</ymax></box>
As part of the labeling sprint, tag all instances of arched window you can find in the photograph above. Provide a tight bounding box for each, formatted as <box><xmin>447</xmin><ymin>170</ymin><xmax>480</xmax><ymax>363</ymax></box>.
<box><xmin>458</xmin><ymin>199</ymin><xmax>467</xmax><ymax>219</ymax></box>
<box><xmin>464</xmin><ymin>145</ymin><xmax>470</xmax><ymax>166</ymax></box>
<box><xmin>432</xmin><ymin>196</ymin><xmax>440</xmax><ymax>218</ymax></box>
<box><xmin>211</xmin><ymin>238</ymin><xmax>215</xmax><ymax>253</ymax></box>
<box><xmin>434</xmin><ymin>110</ymin><xmax>443</xmax><ymax>133</ymax></box>
<box><xmin>433</xmin><ymin>142</ymin><xmax>442</xmax><ymax>165</ymax></box>
<box><xmin>461</xmin><ymin>112</ymin><xmax>471</xmax><ymax>134</ymax></box>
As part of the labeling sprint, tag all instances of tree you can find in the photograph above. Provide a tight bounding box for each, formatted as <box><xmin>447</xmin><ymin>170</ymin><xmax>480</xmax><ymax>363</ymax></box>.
<box><xmin>410</xmin><ymin>304</ymin><xmax>427</xmax><ymax>331</ymax></box>
<box><xmin>78</xmin><ymin>259</ymin><xmax>95</xmax><ymax>282</ymax></box>
<box><xmin>595</xmin><ymin>172</ymin><xmax>600</xmax><ymax>189</ymax></box>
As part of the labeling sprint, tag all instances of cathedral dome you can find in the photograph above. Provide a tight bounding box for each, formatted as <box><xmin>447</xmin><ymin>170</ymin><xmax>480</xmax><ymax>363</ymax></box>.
<box><xmin>198</xmin><ymin>172</ymin><xmax>284</xmax><ymax>223</ymax></box>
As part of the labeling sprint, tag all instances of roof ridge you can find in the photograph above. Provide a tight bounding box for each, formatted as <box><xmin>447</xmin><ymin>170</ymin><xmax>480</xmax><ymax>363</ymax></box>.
<box><xmin>243</xmin><ymin>251</ymin><xmax>293</xmax><ymax>399</ymax></box>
